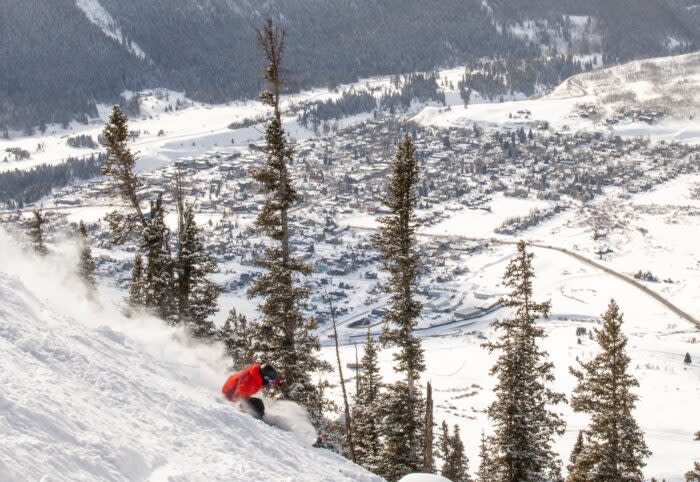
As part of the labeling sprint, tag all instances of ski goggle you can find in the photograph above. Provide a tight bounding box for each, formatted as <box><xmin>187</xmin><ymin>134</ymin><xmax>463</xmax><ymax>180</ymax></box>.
<box><xmin>265</xmin><ymin>378</ymin><xmax>282</xmax><ymax>387</ymax></box>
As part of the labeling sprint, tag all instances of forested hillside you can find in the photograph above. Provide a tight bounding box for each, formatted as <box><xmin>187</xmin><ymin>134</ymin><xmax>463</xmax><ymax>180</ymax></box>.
<box><xmin>1</xmin><ymin>0</ymin><xmax>698</xmax><ymax>131</ymax></box>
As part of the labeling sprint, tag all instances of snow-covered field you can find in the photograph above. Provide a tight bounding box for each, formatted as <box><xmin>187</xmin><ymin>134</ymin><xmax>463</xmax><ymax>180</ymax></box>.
<box><xmin>414</xmin><ymin>51</ymin><xmax>700</xmax><ymax>144</ymax></box>
<box><xmin>0</xmin><ymin>232</ymin><xmax>379</xmax><ymax>481</ymax></box>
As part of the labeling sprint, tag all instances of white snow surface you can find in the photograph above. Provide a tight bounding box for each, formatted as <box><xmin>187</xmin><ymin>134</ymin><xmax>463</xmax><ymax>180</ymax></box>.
<box><xmin>0</xmin><ymin>231</ymin><xmax>380</xmax><ymax>481</ymax></box>
<box><xmin>75</xmin><ymin>0</ymin><xmax>147</xmax><ymax>59</ymax></box>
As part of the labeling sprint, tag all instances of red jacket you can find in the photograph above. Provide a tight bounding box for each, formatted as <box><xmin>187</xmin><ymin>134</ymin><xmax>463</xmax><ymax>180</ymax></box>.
<box><xmin>222</xmin><ymin>364</ymin><xmax>263</xmax><ymax>401</ymax></box>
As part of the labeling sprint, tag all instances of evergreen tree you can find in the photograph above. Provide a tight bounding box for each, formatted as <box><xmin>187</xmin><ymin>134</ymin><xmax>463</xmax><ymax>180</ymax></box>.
<box><xmin>447</xmin><ymin>425</ymin><xmax>471</xmax><ymax>482</ymax></box>
<box><xmin>569</xmin><ymin>299</ymin><xmax>651</xmax><ymax>481</ymax></box>
<box><xmin>77</xmin><ymin>220</ymin><xmax>96</xmax><ymax>287</ymax></box>
<box><xmin>476</xmin><ymin>431</ymin><xmax>495</xmax><ymax>482</ymax></box>
<box><xmin>566</xmin><ymin>430</ymin><xmax>585</xmax><ymax>481</ymax></box>
<box><xmin>373</xmin><ymin>134</ymin><xmax>425</xmax><ymax>476</ymax></box>
<box><xmin>484</xmin><ymin>241</ymin><xmax>566</xmax><ymax>481</ymax></box>
<box><xmin>219</xmin><ymin>308</ymin><xmax>255</xmax><ymax>370</ymax></box>
<box><xmin>377</xmin><ymin>380</ymin><xmax>426</xmax><ymax>481</ymax></box>
<box><xmin>101</xmin><ymin>105</ymin><xmax>146</xmax><ymax>243</ymax></box>
<box><xmin>26</xmin><ymin>209</ymin><xmax>48</xmax><ymax>255</ymax></box>
<box><xmin>438</xmin><ymin>421</ymin><xmax>452</xmax><ymax>475</ymax></box>
<box><xmin>128</xmin><ymin>254</ymin><xmax>146</xmax><ymax>307</ymax></box>
<box><xmin>174</xmin><ymin>181</ymin><xmax>225</xmax><ymax>337</ymax></box>
<box><xmin>141</xmin><ymin>195</ymin><xmax>176</xmax><ymax>321</ymax></box>
<box><xmin>353</xmin><ymin>331</ymin><xmax>383</xmax><ymax>473</ymax></box>
<box><xmin>438</xmin><ymin>421</ymin><xmax>471</xmax><ymax>481</ymax></box>
<box><xmin>248</xmin><ymin>19</ymin><xmax>330</xmax><ymax>412</ymax></box>
<box><xmin>102</xmin><ymin>106</ymin><xmax>177</xmax><ymax>321</ymax></box>
<box><xmin>688</xmin><ymin>433</ymin><xmax>700</xmax><ymax>481</ymax></box>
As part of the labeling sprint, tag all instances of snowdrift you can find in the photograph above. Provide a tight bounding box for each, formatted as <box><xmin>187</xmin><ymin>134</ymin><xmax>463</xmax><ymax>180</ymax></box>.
<box><xmin>0</xmin><ymin>231</ymin><xmax>380</xmax><ymax>481</ymax></box>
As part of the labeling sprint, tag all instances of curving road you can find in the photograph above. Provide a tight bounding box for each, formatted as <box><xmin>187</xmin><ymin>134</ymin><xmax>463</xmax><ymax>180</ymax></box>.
<box><xmin>347</xmin><ymin>224</ymin><xmax>700</xmax><ymax>331</ymax></box>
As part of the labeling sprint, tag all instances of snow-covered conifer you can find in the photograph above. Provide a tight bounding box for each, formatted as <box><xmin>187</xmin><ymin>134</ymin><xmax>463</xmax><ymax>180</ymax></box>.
<box><xmin>476</xmin><ymin>431</ymin><xmax>494</xmax><ymax>482</ymax></box>
<box><xmin>26</xmin><ymin>209</ymin><xmax>48</xmax><ymax>255</ymax></box>
<box><xmin>128</xmin><ymin>254</ymin><xmax>146</xmax><ymax>307</ymax></box>
<box><xmin>247</xmin><ymin>18</ymin><xmax>330</xmax><ymax>412</ymax></box>
<box><xmin>142</xmin><ymin>195</ymin><xmax>176</xmax><ymax>321</ymax></box>
<box><xmin>77</xmin><ymin>220</ymin><xmax>96</xmax><ymax>287</ymax></box>
<box><xmin>352</xmin><ymin>331</ymin><xmax>383</xmax><ymax>473</ymax></box>
<box><xmin>484</xmin><ymin>241</ymin><xmax>566</xmax><ymax>481</ymax></box>
<box><xmin>174</xmin><ymin>183</ymin><xmax>225</xmax><ymax>337</ymax></box>
<box><xmin>569</xmin><ymin>299</ymin><xmax>650</xmax><ymax>481</ymax></box>
<box><xmin>219</xmin><ymin>308</ymin><xmax>255</xmax><ymax>370</ymax></box>
<box><xmin>372</xmin><ymin>134</ymin><xmax>425</xmax><ymax>476</ymax></box>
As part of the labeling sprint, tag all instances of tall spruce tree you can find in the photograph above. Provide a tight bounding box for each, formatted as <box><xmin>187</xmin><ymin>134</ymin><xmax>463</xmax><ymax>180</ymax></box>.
<box><xmin>26</xmin><ymin>209</ymin><xmax>48</xmax><ymax>255</ymax></box>
<box><xmin>569</xmin><ymin>299</ymin><xmax>650</xmax><ymax>481</ymax></box>
<box><xmin>174</xmin><ymin>178</ymin><xmax>225</xmax><ymax>337</ymax></box>
<box><xmin>438</xmin><ymin>421</ymin><xmax>471</xmax><ymax>482</ymax></box>
<box><xmin>102</xmin><ymin>106</ymin><xmax>176</xmax><ymax>320</ymax></box>
<box><xmin>566</xmin><ymin>430</ymin><xmax>585</xmax><ymax>481</ymax></box>
<box><xmin>247</xmin><ymin>18</ymin><xmax>330</xmax><ymax>411</ymax></box>
<box><xmin>352</xmin><ymin>331</ymin><xmax>383</xmax><ymax>473</ymax></box>
<box><xmin>128</xmin><ymin>254</ymin><xmax>146</xmax><ymax>307</ymax></box>
<box><xmin>219</xmin><ymin>308</ymin><xmax>255</xmax><ymax>370</ymax></box>
<box><xmin>373</xmin><ymin>134</ymin><xmax>425</xmax><ymax>476</ymax></box>
<box><xmin>484</xmin><ymin>241</ymin><xmax>566</xmax><ymax>481</ymax></box>
<box><xmin>141</xmin><ymin>195</ymin><xmax>176</xmax><ymax>321</ymax></box>
<box><xmin>377</xmin><ymin>381</ymin><xmax>426</xmax><ymax>481</ymax></box>
<box><xmin>476</xmin><ymin>431</ymin><xmax>495</xmax><ymax>482</ymax></box>
<box><xmin>446</xmin><ymin>425</ymin><xmax>471</xmax><ymax>482</ymax></box>
<box><xmin>102</xmin><ymin>105</ymin><xmax>146</xmax><ymax>243</ymax></box>
<box><xmin>77</xmin><ymin>220</ymin><xmax>96</xmax><ymax>287</ymax></box>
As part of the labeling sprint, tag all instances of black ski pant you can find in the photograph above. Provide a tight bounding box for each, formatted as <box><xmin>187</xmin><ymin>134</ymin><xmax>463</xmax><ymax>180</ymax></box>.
<box><xmin>242</xmin><ymin>396</ymin><xmax>265</xmax><ymax>419</ymax></box>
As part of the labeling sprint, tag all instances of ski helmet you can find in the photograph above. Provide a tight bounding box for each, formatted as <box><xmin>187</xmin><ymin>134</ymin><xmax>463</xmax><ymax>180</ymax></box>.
<box><xmin>260</xmin><ymin>363</ymin><xmax>279</xmax><ymax>385</ymax></box>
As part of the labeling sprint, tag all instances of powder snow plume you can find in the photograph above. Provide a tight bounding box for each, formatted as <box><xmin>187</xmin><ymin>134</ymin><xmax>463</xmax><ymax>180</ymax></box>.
<box><xmin>0</xmin><ymin>229</ymin><xmax>380</xmax><ymax>481</ymax></box>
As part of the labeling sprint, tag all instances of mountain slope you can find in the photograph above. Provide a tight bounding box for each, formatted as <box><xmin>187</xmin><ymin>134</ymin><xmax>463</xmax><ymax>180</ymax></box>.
<box><xmin>2</xmin><ymin>0</ymin><xmax>698</xmax><ymax>130</ymax></box>
<box><xmin>0</xmin><ymin>231</ymin><xmax>379</xmax><ymax>481</ymax></box>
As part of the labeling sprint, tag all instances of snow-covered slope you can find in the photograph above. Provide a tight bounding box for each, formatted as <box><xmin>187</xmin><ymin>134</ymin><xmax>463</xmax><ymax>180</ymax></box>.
<box><xmin>0</xmin><ymin>231</ymin><xmax>379</xmax><ymax>481</ymax></box>
<box><xmin>414</xmin><ymin>51</ymin><xmax>700</xmax><ymax>144</ymax></box>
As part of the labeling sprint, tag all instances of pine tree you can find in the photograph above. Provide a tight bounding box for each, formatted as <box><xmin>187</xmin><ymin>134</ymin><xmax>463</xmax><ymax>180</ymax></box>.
<box><xmin>141</xmin><ymin>195</ymin><xmax>176</xmax><ymax>321</ymax></box>
<box><xmin>174</xmin><ymin>180</ymin><xmax>225</xmax><ymax>337</ymax></box>
<box><xmin>377</xmin><ymin>380</ymin><xmax>426</xmax><ymax>481</ymax></box>
<box><xmin>101</xmin><ymin>105</ymin><xmax>146</xmax><ymax>243</ymax></box>
<box><xmin>26</xmin><ymin>209</ymin><xmax>48</xmax><ymax>255</ymax></box>
<box><xmin>373</xmin><ymin>134</ymin><xmax>425</xmax><ymax>476</ymax></box>
<box><xmin>77</xmin><ymin>220</ymin><xmax>96</xmax><ymax>287</ymax></box>
<box><xmin>353</xmin><ymin>331</ymin><xmax>383</xmax><ymax>473</ymax></box>
<box><xmin>566</xmin><ymin>430</ymin><xmax>585</xmax><ymax>481</ymax></box>
<box><xmin>219</xmin><ymin>308</ymin><xmax>255</xmax><ymax>370</ymax></box>
<box><xmin>688</xmin><ymin>434</ymin><xmax>700</xmax><ymax>481</ymax></box>
<box><xmin>102</xmin><ymin>105</ymin><xmax>178</xmax><ymax>321</ymax></box>
<box><xmin>128</xmin><ymin>254</ymin><xmax>146</xmax><ymax>307</ymax></box>
<box><xmin>248</xmin><ymin>18</ymin><xmax>330</xmax><ymax>411</ymax></box>
<box><xmin>569</xmin><ymin>299</ymin><xmax>651</xmax><ymax>481</ymax></box>
<box><xmin>446</xmin><ymin>425</ymin><xmax>471</xmax><ymax>482</ymax></box>
<box><xmin>438</xmin><ymin>422</ymin><xmax>471</xmax><ymax>482</ymax></box>
<box><xmin>476</xmin><ymin>431</ymin><xmax>495</xmax><ymax>482</ymax></box>
<box><xmin>484</xmin><ymin>241</ymin><xmax>566</xmax><ymax>482</ymax></box>
<box><xmin>438</xmin><ymin>421</ymin><xmax>452</xmax><ymax>475</ymax></box>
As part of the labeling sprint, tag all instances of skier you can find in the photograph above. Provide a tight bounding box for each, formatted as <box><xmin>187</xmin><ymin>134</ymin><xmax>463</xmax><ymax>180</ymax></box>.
<box><xmin>222</xmin><ymin>363</ymin><xmax>281</xmax><ymax>419</ymax></box>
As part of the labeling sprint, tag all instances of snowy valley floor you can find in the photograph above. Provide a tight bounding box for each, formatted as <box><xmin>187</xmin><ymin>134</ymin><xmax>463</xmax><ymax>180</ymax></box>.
<box><xmin>323</xmin><ymin>173</ymin><xmax>700</xmax><ymax>481</ymax></box>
